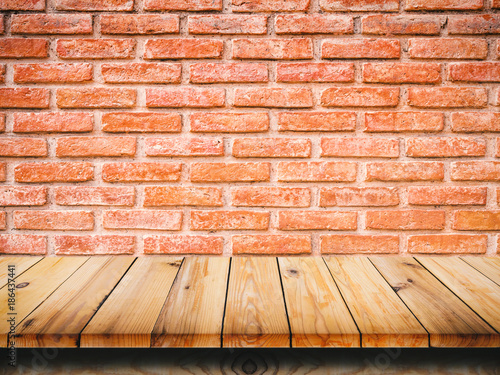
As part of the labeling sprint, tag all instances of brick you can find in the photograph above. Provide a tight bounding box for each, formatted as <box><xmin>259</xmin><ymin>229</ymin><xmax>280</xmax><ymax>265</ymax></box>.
<box><xmin>449</xmin><ymin>63</ymin><xmax>500</xmax><ymax>82</ymax></box>
<box><xmin>0</xmin><ymin>88</ymin><xmax>49</xmax><ymax>109</ymax></box>
<box><xmin>0</xmin><ymin>113</ymin><xmax>4</xmax><ymax>132</ymax></box>
<box><xmin>103</xmin><ymin>210</ymin><xmax>182</xmax><ymax>230</ymax></box>
<box><xmin>233</xmin><ymin>138</ymin><xmax>311</xmax><ymax>158</ymax></box>
<box><xmin>0</xmin><ymin>38</ymin><xmax>48</xmax><ymax>58</ymax></box>
<box><xmin>14</xmin><ymin>63</ymin><xmax>92</xmax><ymax>83</ymax></box>
<box><xmin>144</xmin><ymin>39</ymin><xmax>223</xmax><ymax>59</ymax></box>
<box><xmin>408</xmin><ymin>38</ymin><xmax>487</xmax><ymax>59</ymax></box>
<box><xmin>322</xmin><ymin>39</ymin><xmax>399</xmax><ymax>59</ymax></box>
<box><xmin>146</xmin><ymin>88</ymin><xmax>224</xmax><ymax>108</ymax></box>
<box><xmin>190</xmin><ymin>63</ymin><xmax>268</xmax><ymax>83</ymax></box>
<box><xmin>0</xmin><ymin>163</ymin><xmax>4</xmax><ymax>181</ymax></box>
<box><xmin>408</xmin><ymin>88</ymin><xmax>487</xmax><ymax>108</ymax></box>
<box><xmin>0</xmin><ymin>235</ymin><xmax>46</xmax><ymax>255</ymax></box>
<box><xmin>0</xmin><ymin>186</ymin><xmax>47</xmax><ymax>206</ymax></box>
<box><xmin>278</xmin><ymin>112</ymin><xmax>356</xmax><ymax>132</ymax></box>
<box><xmin>0</xmin><ymin>138</ymin><xmax>47</xmax><ymax>157</ymax></box>
<box><xmin>406</xmin><ymin>0</ymin><xmax>483</xmax><ymax>10</ymax></box>
<box><xmin>453</xmin><ymin>211</ymin><xmax>500</xmax><ymax>230</ymax></box>
<box><xmin>365</xmin><ymin>112</ymin><xmax>444</xmax><ymax>133</ymax></box>
<box><xmin>1</xmin><ymin>0</ymin><xmax>45</xmax><ymax>10</ymax></box>
<box><xmin>320</xmin><ymin>0</ymin><xmax>398</xmax><ymax>11</ymax></box>
<box><xmin>408</xmin><ymin>235</ymin><xmax>487</xmax><ymax>254</ymax></box>
<box><xmin>14</xmin><ymin>210</ymin><xmax>93</xmax><ymax>231</ymax></box>
<box><xmin>362</xmin><ymin>15</ymin><xmax>440</xmax><ymax>35</ymax></box>
<box><xmin>408</xmin><ymin>186</ymin><xmax>487</xmax><ymax>206</ymax></box>
<box><xmin>367</xmin><ymin>162</ymin><xmax>444</xmax><ymax>181</ymax></box>
<box><xmin>321</xmin><ymin>235</ymin><xmax>399</xmax><ymax>254</ymax></box>
<box><xmin>0</xmin><ymin>16</ymin><xmax>3</xmax><ymax>34</ymax></box>
<box><xmin>11</xmin><ymin>14</ymin><xmax>92</xmax><ymax>34</ymax></box>
<box><xmin>145</xmin><ymin>0</ymin><xmax>222</xmax><ymax>11</ymax></box>
<box><xmin>275</xmin><ymin>15</ymin><xmax>353</xmax><ymax>34</ymax></box>
<box><xmin>234</xmin><ymin>88</ymin><xmax>313</xmax><ymax>108</ymax></box>
<box><xmin>278</xmin><ymin>211</ymin><xmax>357</xmax><ymax>230</ymax></box>
<box><xmin>189</xmin><ymin>15</ymin><xmax>267</xmax><ymax>34</ymax></box>
<box><xmin>451</xmin><ymin>162</ymin><xmax>500</xmax><ymax>181</ymax></box>
<box><xmin>320</xmin><ymin>187</ymin><xmax>399</xmax><ymax>207</ymax></box>
<box><xmin>191</xmin><ymin>210</ymin><xmax>269</xmax><ymax>230</ymax></box>
<box><xmin>232</xmin><ymin>39</ymin><xmax>313</xmax><ymax>60</ymax></box>
<box><xmin>102</xmin><ymin>63</ymin><xmax>181</xmax><ymax>84</ymax></box>
<box><xmin>56</xmin><ymin>0</ymin><xmax>133</xmax><ymax>11</ymax></box>
<box><xmin>145</xmin><ymin>137</ymin><xmax>223</xmax><ymax>157</ymax></box>
<box><xmin>277</xmin><ymin>62</ymin><xmax>354</xmax><ymax>83</ymax></box>
<box><xmin>277</xmin><ymin>161</ymin><xmax>356</xmax><ymax>182</ymax></box>
<box><xmin>101</xmin><ymin>14</ymin><xmax>179</xmax><ymax>34</ymax></box>
<box><xmin>57</xmin><ymin>88</ymin><xmax>136</xmax><ymax>108</ymax></box>
<box><xmin>494</xmin><ymin>0</ymin><xmax>500</xmax><ymax>8</ymax></box>
<box><xmin>321</xmin><ymin>138</ymin><xmax>399</xmax><ymax>158</ymax></box>
<box><xmin>144</xmin><ymin>235</ymin><xmax>223</xmax><ymax>255</ymax></box>
<box><xmin>102</xmin><ymin>113</ymin><xmax>181</xmax><ymax>133</ymax></box>
<box><xmin>321</xmin><ymin>87</ymin><xmax>399</xmax><ymax>107</ymax></box>
<box><xmin>144</xmin><ymin>186</ymin><xmax>222</xmax><ymax>207</ymax></box>
<box><xmin>15</xmin><ymin>162</ymin><xmax>93</xmax><ymax>183</ymax></box>
<box><xmin>56</xmin><ymin>137</ymin><xmax>135</xmax><ymax>157</ymax></box>
<box><xmin>190</xmin><ymin>162</ymin><xmax>270</xmax><ymax>182</ymax></box>
<box><xmin>54</xmin><ymin>186</ymin><xmax>134</xmax><ymax>206</ymax></box>
<box><xmin>407</xmin><ymin>137</ymin><xmax>486</xmax><ymax>157</ymax></box>
<box><xmin>363</xmin><ymin>63</ymin><xmax>440</xmax><ymax>84</ymax></box>
<box><xmin>13</xmin><ymin>112</ymin><xmax>93</xmax><ymax>133</ymax></box>
<box><xmin>449</xmin><ymin>15</ymin><xmax>500</xmax><ymax>35</ymax></box>
<box><xmin>57</xmin><ymin>39</ymin><xmax>135</xmax><ymax>59</ymax></box>
<box><xmin>366</xmin><ymin>210</ymin><xmax>445</xmax><ymax>230</ymax></box>
<box><xmin>232</xmin><ymin>235</ymin><xmax>311</xmax><ymax>255</ymax></box>
<box><xmin>190</xmin><ymin>112</ymin><xmax>269</xmax><ymax>133</ymax></box>
<box><xmin>55</xmin><ymin>235</ymin><xmax>135</xmax><ymax>255</ymax></box>
<box><xmin>102</xmin><ymin>162</ymin><xmax>181</xmax><ymax>182</ymax></box>
<box><xmin>0</xmin><ymin>212</ymin><xmax>5</xmax><ymax>230</ymax></box>
<box><xmin>0</xmin><ymin>65</ymin><xmax>4</xmax><ymax>83</ymax></box>
<box><xmin>232</xmin><ymin>0</ymin><xmax>309</xmax><ymax>12</ymax></box>
<box><xmin>231</xmin><ymin>187</ymin><xmax>311</xmax><ymax>207</ymax></box>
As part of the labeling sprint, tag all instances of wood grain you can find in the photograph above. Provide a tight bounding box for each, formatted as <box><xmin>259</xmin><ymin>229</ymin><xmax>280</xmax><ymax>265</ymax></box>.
<box><xmin>0</xmin><ymin>256</ymin><xmax>43</xmax><ymax>288</ymax></box>
<box><xmin>460</xmin><ymin>257</ymin><xmax>500</xmax><ymax>286</ymax></box>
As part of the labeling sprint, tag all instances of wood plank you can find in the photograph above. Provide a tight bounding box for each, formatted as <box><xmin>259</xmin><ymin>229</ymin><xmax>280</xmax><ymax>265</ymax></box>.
<box><xmin>80</xmin><ymin>257</ymin><xmax>182</xmax><ymax>347</ymax></box>
<box><xmin>13</xmin><ymin>256</ymin><xmax>135</xmax><ymax>348</ymax></box>
<box><xmin>371</xmin><ymin>257</ymin><xmax>499</xmax><ymax>347</ymax></box>
<box><xmin>324</xmin><ymin>256</ymin><xmax>428</xmax><ymax>348</ymax></box>
<box><xmin>223</xmin><ymin>257</ymin><xmax>289</xmax><ymax>348</ymax></box>
<box><xmin>460</xmin><ymin>257</ymin><xmax>500</xmax><ymax>286</ymax></box>
<box><xmin>152</xmin><ymin>257</ymin><xmax>230</xmax><ymax>348</ymax></box>
<box><xmin>0</xmin><ymin>256</ymin><xmax>43</xmax><ymax>288</ymax></box>
<box><xmin>417</xmin><ymin>257</ymin><xmax>500</xmax><ymax>334</ymax></box>
<box><xmin>0</xmin><ymin>257</ymin><xmax>88</xmax><ymax>348</ymax></box>
<box><xmin>278</xmin><ymin>257</ymin><xmax>360</xmax><ymax>347</ymax></box>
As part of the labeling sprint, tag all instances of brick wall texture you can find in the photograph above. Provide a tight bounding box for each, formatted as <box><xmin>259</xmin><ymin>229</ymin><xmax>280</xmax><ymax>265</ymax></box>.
<box><xmin>1</xmin><ymin>0</ymin><xmax>499</xmax><ymax>256</ymax></box>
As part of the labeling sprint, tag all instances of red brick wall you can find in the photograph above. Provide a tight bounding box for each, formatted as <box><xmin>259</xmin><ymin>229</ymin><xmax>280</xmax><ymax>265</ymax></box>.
<box><xmin>0</xmin><ymin>0</ymin><xmax>499</xmax><ymax>256</ymax></box>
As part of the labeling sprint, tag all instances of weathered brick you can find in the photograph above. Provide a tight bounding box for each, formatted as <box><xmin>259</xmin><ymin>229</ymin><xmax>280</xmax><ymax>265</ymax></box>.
<box><xmin>11</xmin><ymin>14</ymin><xmax>92</xmax><ymax>34</ymax></box>
<box><xmin>408</xmin><ymin>235</ymin><xmax>487</xmax><ymax>254</ymax></box>
<box><xmin>0</xmin><ymin>186</ymin><xmax>47</xmax><ymax>206</ymax></box>
<box><xmin>0</xmin><ymin>38</ymin><xmax>48</xmax><ymax>58</ymax></box>
<box><xmin>367</xmin><ymin>162</ymin><xmax>444</xmax><ymax>181</ymax></box>
<box><xmin>321</xmin><ymin>235</ymin><xmax>399</xmax><ymax>254</ymax></box>
<box><xmin>0</xmin><ymin>212</ymin><xmax>5</xmax><ymax>230</ymax></box>
<box><xmin>144</xmin><ymin>235</ymin><xmax>223</xmax><ymax>255</ymax></box>
<box><xmin>408</xmin><ymin>186</ymin><xmax>487</xmax><ymax>206</ymax></box>
<box><xmin>101</xmin><ymin>14</ymin><xmax>179</xmax><ymax>34</ymax></box>
<box><xmin>408</xmin><ymin>38</ymin><xmax>487</xmax><ymax>59</ymax></box>
<box><xmin>191</xmin><ymin>210</ymin><xmax>269</xmax><ymax>230</ymax></box>
<box><xmin>56</xmin><ymin>137</ymin><xmax>136</xmax><ymax>157</ymax></box>
<box><xmin>55</xmin><ymin>235</ymin><xmax>135</xmax><ymax>255</ymax></box>
<box><xmin>233</xmin><ymin>138</ymin><xmax>311</xmax><ymax>158</ymax></box>
<box><xmin>145</xmin><ymin>0</ymin><xmax>222</xmax><ymax>11</ymax></box>
<box><xmin>0</xmin><ymin>88</ymin><xmax>49</xmax><ymax>109</ymax></box>
<box><xmin>232</xmin><ymin>235</ymin><xmax>311</xmax><ymax>255</ymax></box>
<box><xmin>14</xmin><ymin>210</ymin><xmax>93</xmax><ymax>230</ymax></box>
<box><xmin>275</xmin><ymin>15</ymin><xmax>353</xmax><ymax>34</ymax></box>
<box><xmin>234</xmin><ymin>88</ymin><xmax>313</xmax><ymax>108</ymax></box>
<box><xmin>0</xmin><ymin>138</ymin><xmax>47</xmax><ymax>157</ymax></box>
<box><xmin>365</xmin><ymin>112</ymin><xmax>444</xmax><ymax>133</ymax></box>
<box><xmin>362</xmin><ymin>15</ymin><xmax>440</xmax><ymax>35</ymax></box>
<box><xmin>102</xmin><ymin>63</ymin><xmax>181</xmax><ymax>84</ymax></box>
<box><xmin>451</xmin><ymin>113</ymin><xmax>500</xmax><ymax>132</ymax></box>
<box><xmin>189</xmin><ymin>15</ymin><xmax>267</xmax><ymax>34</ymax></box>
<box><xmin>277</xmin><ymin>62</ymin><xmax>354</xmax><ymax>82</ymax></box>
<box><xmin>279</xmin><ymin>211</ymin><xmax>357</xmax><ymax>230</ymax></box>
<box><xmin>1</xmin><ymin>0</ymin><xmax>45</xmax><ymax>10</ymax></box>
<box><xmin>453</xmin><ymin>211</ymin><xmax>500</xmax><ymax>230</ymax></box>
<box><xmin>0</xmin><ymin>163</ymin><xmax>4</xmax><ymax>181</ymax></box>
<box><xmin>14</xmin><ymin>63</ymin><xmax>92</xmax><ymax>83</ymax></box>
<box><xmin>322</xmin><ymin>87</ymin><xmax>399</xmax><ymax>107</ymax></box>
<box><xmin>102</xmin><ymin>113</ymin><xmax>181</xmax><ymax>133</ymax></box>
<box><xmin>146</xmin><ymin>88</ymin><xmax>224</xmax><ymax>108</ymax></box>
<box><xmin>363</xmin><ymin>62</ymin><xmax>440</xmax><ymax>83</ymax></box>
<box><xmin>320</xmin><ymin>187</ymin><xmax>399</xmax><ymax>207</ymax></box>
<box><xmin>190</xmin><ymin>63</ymin><xmax>268</xmax><ymax>83</ymax></box>
<box><xmin>408</xmin><ymin>88</ymin><xmax>487</xmax><ymax>108</ymax></box>
<box><xmin>145</xmin><ymin>137</ymin><xmax>223</xmax><ymax>157</ymax></box>
<box><xmin>406</xmin><ymin>0</ymin><xmax>483</xmax><ymax>10</ymax></box>
<box><xmin>191</xmin><ymin>162</ymin><xmax>270</xmax><ymax>182</ymax></box>
<box><xmin>57</xmin><ymin>88</ymin><xmax>136</xmax><ymax>108</ymax></box>
<box><xmin>449</xmin><ymin>15</ymin><xmax>500</xmax><ymax>34</ymax></box>
<box><xmin>0</xmin><ymin>235</ymin><xmax>46</xmax><ymax>254</ymax></box>
<box><xmin>278</xmin><ymin>112</ymin><xmax>356</xmax><ymax>132</ymax></box>
<box><xmin>232</xmin><ymin>0</ymin><xmax>309</xmax><ymax>12</ymax></box>
<box><xmin>15</xmin><ymin>162</ymin><xmax>93</xmax><ymax>183</ymax></box>
<box><xmin>0</xmin><ymin>65</ymin><xmax>4</xmax><ymax>83</ymax></box>
<box><xmin>0</xmin><ymin>113</ymin><xmax>4</xmax><ymax>132</ymax></box>
<box><xmin>277</xmin><ymin>161</ymin><xmax>357</xmax><ymax>182</ymax></box>
<box><xmin>366</xmin><ymin>210</ymin><xmax>445</xmax><ymax>230</ymax></box>
<box><xmin>233</xmin><ymin>38</ymin><xmax>313</xmax><ymax>59</ymax></box>
<box><xmin>322</xmin><ymin>39</ymin><xmax>400</xmax><ymax>59</ymax></box>
<box><xmin>494</xmin><ymin>0</ymin><xmax>500</xmax><ymax>8</ymax></box>
<box><xmin>190</xmin><ymin>113</ymin><xmax>269</xmax><ymax>133</ymax></box>
<box><xmin>451</xmin><ymin>162</ymin><xmax>500</xmax><ymax>181</ymax></box>
<box><xmin>57</xmin><ymin>39</ymin><xmax>135</xmax><ymax>59</ymax></box>
<box><xmin>102</xmin><ymin>162</ymin><xmax>181</xmax><ymax>182</ymax></box>
<box><xmin>13</xmin><ymin>112</ymin><xmax>93</xmax><ymax>133</ymax></box>
<box><xmin>104</xmin><ymin>210</ymin><xmax>182</xmax><ymax>230</ymax></box>
<box><xmin>144</xmin><ymin>39</ymin><xmax>223</xmax><ymax>59</ymax></box>
<box><xmin>320</xmin><ymin>0</ymin><xmax>398</xmax><ymax>11</ymax></box>
<box><xmin>449</xmin><ymin>63</ymin><xmax>500</xmax><ymax>82</ymax></box>
<box><xmin>55</xmin><ymin>186</ymin><xmax>134</xmax><ymax>206</ymax></box>
<box><xmin>144</xmin><ymin>186</ymin><xmax>222</xmax><ymax>207</ymax></box>
<box><xmin>321</xmin><ymin>138</ymin><xmax>399</xmax><ymax>158</ymax></box>
<box><xmin>407</xmin><ymin>137</ymin><xmax>486</xmax><ymax>157</ymax></box>
<box><xmin>231</xmin><ymin>187</ymin><xmax>311</xmax><ymax>207</ymax></box>
<box><xmin>56</xmin><ymin>0</ymin><xmax>133</xmax><ymax>11</ymax></box>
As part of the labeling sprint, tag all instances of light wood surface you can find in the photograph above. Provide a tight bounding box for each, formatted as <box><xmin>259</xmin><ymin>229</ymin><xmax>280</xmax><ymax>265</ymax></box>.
<box><xmin>460</xmin><ymin>257</ymin><xmax>500</xmax><ymax>286</ymax></box>
<box><xmin>0</xmin><ymin>256</ymin><xmax>43</xmax><ymax>288</ymax></box>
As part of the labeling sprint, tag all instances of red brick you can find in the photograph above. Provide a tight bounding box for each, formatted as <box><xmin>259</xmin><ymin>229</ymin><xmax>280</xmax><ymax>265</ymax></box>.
<box><xmin>363</xmin><ymin>63</ymin><xmax>441</xmax><ymax>84</ymax></box>
<box><xmin>15</xmin><ymin>162</ymin><xmax>93</xmax><ymax>183</ymax></box>
<box><xmin>320</xmin><ymin>187</ymin><xmax>399</xmax><ymax>207</ymax></box>
<box><xmin>408</xmin><ymin>88</ymin><xmax>487</xmax><ymax>108</ymax></box>
<box><xmin>1</xmin><ymin>0</ymin><xmax>45</xmax><ymax>10</ymax></box>
<box><xmin>277</xmin><ymin>62</ymin><xmax>354</xmax><ymax>83</ymax></box>
<box><xmin>232</xmin><ymin>38</ymin><xmax>313</xmax><ymax>60</ymax></box>
<box><xmin>322</xmin><ymin>39</ymin><xmax>400</xmax><ymax>59</ymax></box>
<box><xmin>14</xmin><ymin>63</ymin><xmax>92</xmax><ymax>83</ymax></box>
<box><xmin>11</xmin><ymin>14</ymin><xmax>92</xmax><ymax>34</ymax></box>
<box><xmin>57</xmin><ymin>39</ymin><xmax>135</xmax><ymax>59</ymax></box>
<box><xmin>408</xmin><ymin>235</ymin><xmax>487</xmax><ymax>254</ymax></box>
<box><xmin>102</xmin><ymin>162</ymin><xmax>181</xmax><ymax>182</ymax></box>
<box><xmin>232</xmin><ymin>0</ymin><xmax>309</xmax><ymax>12</ymax></box>
<box><xmin>366</xmin><ymin>210</ymin><xmax>445</xmax><ymax>230</ymax></box>
<box><xmin>231</xmin><ymin>187</ymin><xmax>311</xmax><ymax>207</ymax></box>
<box><xmin>278</xmin><ymin>211</ymin><xmax>357</xmax><ymax>230</ymax></box>
<box><xmin>0</xmin><ymin>113</ymin><xmax>4</xmax><ymax>132</ymax></box>
<box><xmin>278</xmin><ymin>112</ymin><xmax>356</xmax><ymax>132</ymax></box>
<box><xmin>367</xmin><ymin>162</ymin><xmax>444</xmax><ymax>181</ymax></box>
<box><xmin>407</xmin><ymin>137</ymin><xmax>486</xmax><ymax>157</ymax></box>
<box><xmin>362</xmin><ymin>15</ymin><xmax>440</xmax><ymax>35</ymax></box>
<box><xmin>0</xmin><ymin>186</ymin><xmax>47</xmax><ymax>206</ymax></box>
<box><xmin>55</xmin><ymin>186</ymin><xmax>134</xmax><ymax>206</ymax></box>
<box><xmin>102</xmin><ymin>113</ymin><xmax>181</xmax><ymax>133</ymax></box>
<box><xmin>0</xmin><ymin>235</ymin><xmax>46</xmax><ymax>255</ymax></box>
<box><xmin>13</xmin><ymin>112</ymin><xmax>93</xmax><ymax>133</ymax></box>
<box><xmin>0</xmin><ymin>163</ymin><xmax>4</xmax><ymax>182</ymax></box>
<box><xmin>190</xmin><ymin>63</ymin><xmax>268</xmax><ymax>83</ymax></box>
<box><xmin>191</xmin><ymin>162</ymin><xmax>270</xmax><ymax>182</ymax></box>
<box><xmin>0</xmin><ymin>138</ymin><xmax>47</xmax><ymax>158</ymax></box>
<box><xmin>191</xmin><ymin>210</ymin><xmax>269</xmax><ymax>230</ymax></box>
<box><xmin>234</xmin><ymin>88</ymin><xmax>313</xmax><ymax>108</ymax></box>
<box><xmin>56</xmin><ymin>0</ymin><xmax>133</xmax><ymax>11</ymax></box>
<box><xmin>365</xmin><ymin>112</ymin><xmax>444</xmax><ymax>133</ymax></box>
<box><xmin>144</xmin><ymin>235</ymin><xmax>223</xmax><ymax>255</ymax></box>
<box><xmin>0</xmin><ymin>212</ymin><xmax>5</xmax><ymax>230</ymax></box>
<box><xmin>144</xmin><ymin>186</ymin><xmax>222</xmax><ymax>207</ymax></box>
<box><xmin>322</xmin><ymin>87</ymin><xmax>399</xmax><ymax>107</ymax></box>
<box><xmin>57</xmin><ymin>88</ymin><xmax>136</xmax><ymax>108</ymax></box>
<box><xmin>321</xmin><ymin>138</ymin><xmax>399</xmax><ymax>158</ymax></box>
<box><xmin>101</xmin><ymin>14</ymin><xmax>179</xmax><ymax>34</ymax></box>
<box><xmin>190</xmin><ymin>112</ymin><xmax>269</xmax><ymax>133</ymax></box>
<box><xmin>102</xmin><ymin>63</ymin><xmax>181</xmax><ymax>84</ymax></box>
<box><xmin>321</xmin><ymin>235</ymin><xmax>399</xmax><ymax>254</ymax></box>
<box><xmin>494</xmin><ymin>0</ymin><xmax>500</xmax><ymax>8</ymax></box>
<box><xmin>453</xmin><ymin>211</ymin><xmax>500</xmax><ymax>230</ymax></box>
<box><xmin>449</xmin><ymin>63</ymin><xmax>500</xmax><ymax>82</ymax></box>
<box><xmin>451</xmin><ymin>113</ymin><xmax>500</xmax><ymax>132</ymax></box>
<box><xmin>144</xmin><ymin>39</ymin><xmax>223</xmax><ymax>59</ymax></box>
<box><xmin>232</xmin><ymin>235</ymin><xmax>311</xmax><ymax>255</ymax></box>
<box><xmin>14</xmin><ymin>210</ymin><xmax>93</xmax><ymax>231</ymax></box>
<box><xmin>451</xmin><ymin>162</ymin><xmax>500</xmax><ymax>181</ymax></box>
<box><xmin>233</xmin><ymin>138</ymin><xmax>311</xmax><ymax>158</ymax></box>
<box><xmin>0</xmin><ymin>15</ymin><xmax>3</xmax><ymax>34</ymax></box>
<box><xmin>0</xmin><ymin>88</ymin><xmax>49</xmax><ymax>109</ymax></box>
<box><xmin>408</xmin><ymin>38</ymin><xmax>487</xmax><ymax>59</ymax></box>
<box><xmin>320</xmin><ymin>0</ymin><xmax>398</xmax><ymax>11</ymax></box>
<box><xmin>145</xmin><ymin>0</ymin><xmax>222</xmax><ymax>11</ymax></box>
<box><xmin>56</xmin><ymin>137</ymin><xmax>135</xmax><ymax>157</ymax></box>
<box><xmin>497</xmin><ymin>138</ymin><xmax>500</xmax><ymax>157</ymax></box>
<box><xmin>0</xmin><ymin>38</ymin><xmax>48</xmax><ymax>58</ymax></box>
<box><xmin>277</xmin><ymin>161</ymin><xmax>356</xmax><ymax>182</ymax></box>
<box><xmin>449</xmin><ymin>15</ymin><xmax>500</xmax><ymax>35</ymax></box>
<box><xmin>146</xmin><ymin>88</ymin><xmax>224</xmax><ymax>108</ymax></box>
<box><xmin>55</xmin><ymin>235</ymin><xmax>135</xmax><ymax>255</ymax></box>
<box><xmin>189</xmin><ymin>15</ymin><xmax>267</xmax><ymax>34</ymax></box>
<box><xmin>406</xmin><ymin>0</ymin><xmax>483</xmax><ymax>10</ymax></box>
<box><xmin>408</xmin><ymin>186</ymin><xmax>487</xmax><ymax>206</ymax></box>
<box><xmin>145</xmin><ymin>137</ymin><xmax>223</xmax><ymax>157</ymax></box>
<box><xmin>0</xmin><ymin>65</ymin><xmax>4</xmax><ymax>83</ymax></box>
<box><xmin>275</xmin><ymin>15</ymin><xmax>353</xmax><ymax>34</ymax></box>
<box><xmin>104</xmin><ymin>210</ymin><xmax>182</xmax><ymax>230</ymax></box>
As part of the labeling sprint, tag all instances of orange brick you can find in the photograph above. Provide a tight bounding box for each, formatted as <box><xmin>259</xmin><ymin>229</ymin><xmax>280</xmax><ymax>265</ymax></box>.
<box><xmin>55</xmin><ymin>235</ymin><xmax>135</xmax><ymax>255</ymax></box>
<box><xmin>449</xmin><ymin>15</ymin><xmax>500</xmax><ymax>34</ymax></box>
<box><xmin>231</xmin><ymin>187</ymin><xmax>311</xmax><ymax>207</ymax></box>
<box><xmin>406</xmin><ymin>137</ymin><xmax>486</xmax><ymax>157</ymax></box>
<box><xmin>278</xmin><ymin>211</ymin><xmax>357</xmax><ymax>230</ymax></box>
<box><xmin>190</xmin><ymin>210</ymin><xmax>269</xmax><ymax>230</ymax></box>
<box><xmin>1</xmin><ymin>0</ymin><xmax>45</xmax><ymax>10</ymax></box>
<box><xmin>406</xmin><ymin>0</ymin><xmax>483</xmax><ymax>10</ymax></box>
<box><xmin>14</xmin><ymin>63</ymin><xmax>92</xmax><ymax>83</ymax></box>
<box><xmin>321</xmin><ymin>138</ymin><xmax>399</xmax><ymax>158</ymax></box>
<box><xmin>322</xmin><ymin>87</ymin><xmax>399</xmax><ymax>107</ymax></box>
<box><xmin>0</xmin><ymin>186</ymin><xmax>47</xmax><ymax>206</ymax></box>
<box><xmin>408</xmin><ymin>235</ymin><xmax>487</xmax><ymax>254</ymax></box>
<box><xmin>277</xmin><ymin>161</ymin><xmax>356</xmax><ymax>182</ymax></box>
<box><xmin>451</xmin><ymin>112</ymin><xmax>500</xmax><ymax>132</ymax></box>
<box><xmin>232</xmin><ymin>0</ymin><xmax>309</xmax><ymax>12</ymax></box>
<box><xmin>408</xmin><ymin>38</ymin><xmax>487</xmax><ymax>59</ymax></box>
<box><xmin>0</xmin><ymin>38</ymin><xmax>48</xmax><ymax>58</ymax></box>
<box><xmin>275</xmin><ymin>15</ymin><xmax>353</xmax><ymax>34</ymax></box>
<box><xmin>0</xmin><ymin>65</ymin><xmax>4</xmax><ymax>83</ymax></box>
<box><xmin>102</xmin><ymin>63</ymin><xmax>181</xmax><ymax>83</ymax></box>
<box><xmin>449</xmin><ymin>63</ymin><xmax>500</xmax><ymax>82</ymax></box>
<box><xmin>144</xmin><ymin>39</ymin><xmax>223</xmax><ymax>59</ymax></box>
<box><xmin>277</xmin><ymin>62</ymin><xmax>354</xmax><ymax>82</ymax></box>
<box><xmin>57</xmin><ymin>39</ymin><xmax>135</xmax><ymax>59</ymax></box>
<box><xmin>235</xmin><ymin>88</ymin><xmax>313</xmax><ymax>108</ymax></box>
<box><xmin>365</xmin><ymin>112</ymin><xmax>444</xmax><ymax>133</ymax></box>
<box><xmin>0</xmin><ymin>163</ymin><xmax>4</xmax><ymax>182</ymax></box>
<box><xmin>0</xmin><ymin>235</ymin><xmax>46</xmax><ymax>254</ymax></box>
<box><xmin>144</xmin><ymin>235</ymin><xmax>223</xmax><ymax>254</ymax></box>
<box><xmin>453</xmin><ymin>211</ymin><xmax>500</xmax><ymax>230</ymax></box>
<box><xmin>367</xmin><ymin>162</ymin><xmax>444</xmax><ymax>181</ymax></box>
<box><xmin>13</xmin><ymin>112</ymin><xmax>92</xmax><ymax>133</ymax></box>
<box><xmin>362</xmin><ymin>15</ymin><xmax>440</xmax><ymax>35</ymax></box>
<box><xmin>191</xmin><ymin>162</ymin><xmax>270</xmax><ymax>182</ymax></box>
<box><xmin>55</xmin><ymin>186</ymin><xmax>134</xmax><ymax>206</ymax></box>
<box><xmin>320</xmin><ymin>187</ymin><xmax>399</xmax><ymax>207</ymax></box>
<box><xmin>145</xmin><ymin>137</ymin><xmax>223</xmax><ymax>157</ymax></box>
<box><xmin>101</xmin><ymin>14</ymin><xmax>179</xmax><ymax>34</ymax></box>
<box><xmin>102</xmin><ymin>113</ymin><xmax>181</xmax><ymax>133</ymax></box>
<box><xmin>320</xmin><ymin>0</ymin><xmax>398</xmax><ymax>11</ymax></box>
<box><xmin>233</xmin><ymin>138</ymin><xmax>311</xmax><ymax>158</ymax></box>
<box><xmin>451</xmin><ymin>162</ymin><xmax>500</xmax><ymax>181</ymax></box>
<box><xmin>15</xmin><ymin>162</ymin><xmax>93</xmax><ymax>183</ymax></box>
<box><xmin>408</xmin><ymin>186</ymin><xmax>487</xmax><ymax>206</ymax></box>
<box><xmin>322</xmin><ymin>39</ymin><xmax>400</xmax><ymax>59</ymax></box>
<box><xmin>189</xmin><ymin>15</ymin><xmax>267</xmax><ymax>34</ymax></box>
<box><xmin>57</xmin><ymin>88</ymin><xmax>136</xmax><ymax>108</ymax></box>
<box><xmin>363</xmin><ymin>63</ymin><xmax>441</xmax><ymax>83</ymax></box>
<box><xmin>0</xmin><ymin>138</ymin><xmax>47</xmax><ymax>157</ymax></box>
<box><xmin>408</xmin><ymin>87</ymin><xmax>487</xmax><ymax>108</ymax></box>
<box><xmin>232</xmin><ymin>38</ymin><xmax>313</xmax><ymax>59</ymax></box>
<box><xmin>103</xmin><ymin>210</ymin><xmax>182</xmax><ymax>230</ymax></box>
<box><xmin>56</xmin><ymin>137</ymin><xmax>136</xmax><ymax>157</ymax></box>
<box><xmin>144</xmin><ymin>186</ymin><xmax>222</xmax><ymax>207</ymax></box>
<box><xmin>232</xmin><ymin>235</ymin><xmax>311</xmax><ymax>255</ymax></box>
<box><xmin>11</xmin><ymin>14</ymin><xmax>92</xmax><ymax>34</ymax></box>
<box><xmin>278</xmin><ymin>112</ymin><xmax>356</xmax><ymax>132</ymax></box>
<box><xmin>366</xmin><ymin>210</ymin><xmax>445</xmax><ymax>230</ymax></box>
<box><xmin>56</xmin><ymin>0</ymin><xmax>133</xmax><ymax>11</ymax></box>
<box><xmin>14</xmin><ymin>210</ymin><xmax>93</xmax><ymax>230</ymax></box>
<box><xmin>102</xmin><ymin>162</ymin><xmax>181</xmax><ymax>182</ymax></box>
<box><xmin>145</xmin><ymin>0</ymin><xmax>222</xmax><ymax>10</ymax></box>
<box><xmin>146</xmin><ymin>88</ymin><xmax>224</xmax><ymax>108</ymax></box>
<box><xmin>321</xmin><ymin>235</ymin><xmax>399</xmax><ymax>254</ymax></box>
<box><xmin>0</xmin><ymin>88</ymin><xmax>49</xmax><ymax>109</ymax></box>
<box><xmin>0</xmin><ymin>212</ymin><xmax>5</xmax><ymax>230</ymax></box>
<box><xmin>0</xmin><ymin>113</ymin><xmax>4</xmax><ymax>132</ymax></box>
<box><xmin>190</xmin><ymin>112</ymin><xmax>269</xmax><ymax>133</ymax></box>
<box><xmin>190</xmin><ymin>63</ymin><xmax>268</xmax><ymax>83</ymax></box>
